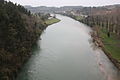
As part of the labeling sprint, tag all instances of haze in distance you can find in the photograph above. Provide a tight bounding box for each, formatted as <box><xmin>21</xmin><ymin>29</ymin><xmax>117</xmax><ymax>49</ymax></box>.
<box><xmin>7</xmin><ymin>0</ymin><xmax>120</xmax><ymax>7</ymax></box>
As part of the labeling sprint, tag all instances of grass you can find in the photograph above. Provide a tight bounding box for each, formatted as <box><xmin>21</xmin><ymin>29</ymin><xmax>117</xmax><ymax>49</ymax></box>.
<box><xmin>74</xmin><ymin>16</ymin><xmax>84</xmax><ymax>21</ymax></box>
<box><xmin>99</xmin><ymin>28</ymin><xmax>120</xmax><ymax>61</ymax></box>
<box><xmin>45</xmin><ymin>18</ymin><xmax>60</xmax><ymax>25</ymax></box>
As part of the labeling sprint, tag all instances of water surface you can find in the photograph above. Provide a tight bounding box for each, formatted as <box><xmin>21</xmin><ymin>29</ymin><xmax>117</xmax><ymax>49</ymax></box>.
<box><xmin>17</xmin><ymin>15</ymin><xmax>120</xmax><ymax>80</ymax></box>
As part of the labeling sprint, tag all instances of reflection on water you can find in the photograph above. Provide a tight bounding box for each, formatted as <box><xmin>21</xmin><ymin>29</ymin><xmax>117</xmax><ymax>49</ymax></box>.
<box><xmin>17</xmin><ymin>15</ymin><xmax>120</xmax><ymax>80</ymax></box>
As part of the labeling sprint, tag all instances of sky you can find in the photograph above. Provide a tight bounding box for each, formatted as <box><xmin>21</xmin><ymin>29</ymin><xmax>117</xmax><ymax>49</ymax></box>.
<box><xmin>7</xmin><ymin>0</ymin><xmax>120</xmax><ymax>7</ymax></box>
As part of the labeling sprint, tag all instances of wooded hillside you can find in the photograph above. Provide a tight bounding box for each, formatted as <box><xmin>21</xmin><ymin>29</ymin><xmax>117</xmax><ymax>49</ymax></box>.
<box><xmin>0</xmin><ymin>1</ymin><xmax>47</xmax><ymax>80</ymax></box>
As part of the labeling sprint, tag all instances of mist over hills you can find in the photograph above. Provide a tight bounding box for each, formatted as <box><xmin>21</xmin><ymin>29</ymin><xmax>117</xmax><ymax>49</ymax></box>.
<box><xmin>24</xmin><ymin>5</ymin><xmax>83</xmax><ymax>13</ymax></box>
<box><xmin>24</xmin><ymin>4</ymin><xmax>120</xmax><ymax>13</ymax></box>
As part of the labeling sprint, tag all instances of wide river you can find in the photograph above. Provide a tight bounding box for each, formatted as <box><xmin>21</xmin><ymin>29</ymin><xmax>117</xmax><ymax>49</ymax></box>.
<box><xmin>17</xmin><ymin>15</ymin><xmax>120</xmax><ymax>80</ymax></box>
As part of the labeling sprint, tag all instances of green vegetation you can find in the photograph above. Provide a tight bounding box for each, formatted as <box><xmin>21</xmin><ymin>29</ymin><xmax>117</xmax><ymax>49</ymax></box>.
<box><xmin>35</xmin><ymin>13</ymin><xmax>60</xmax><ymax>25</ymax></box>
<box><xmin>45</xmin><ymin>18</ymin><xmax>60</xmax><ymax>25</ymax></box>
<box><xmin>79</xmin><ymin>6</ymin><xmax>120</xmax><ymax>67</ymax></box>
<box><xmin>74</xmin><ymin>16</ymin><xmax>83</xmax><ymax>21</ymax></box>
<box><xmin>0</xmin><ymin>0</ymin><xmax>47</xmax><ymax>79</ymax></box>
<box><xmin>100</xmin><ymin>28</ymin><xmax>120</xmax><ymax>61</ymax></box>
<box><xmin>61</xmin><ymin>13</ymin><xmax>84</xmax><ymax>22</ymax></box>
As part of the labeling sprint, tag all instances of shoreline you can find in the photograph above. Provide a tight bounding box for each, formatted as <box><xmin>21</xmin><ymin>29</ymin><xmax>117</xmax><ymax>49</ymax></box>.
<box><xmin>45</xmin><ymin>18</ymin><xmax>61</xmax><ymax>26</ymax></box>
<box><xmin>91</xmin><ymin>28</ymin><xmax>120</xmax><ymax>70</ymax></box>
<box><xmin>66</xmin><ymin>14</ymin><xmax>120</xmax><ymax>70</ymax></box>
<box><xmin>15</xmin><ymin>18</ymin><xmax>60</xmax><ymax>79</ymax></box>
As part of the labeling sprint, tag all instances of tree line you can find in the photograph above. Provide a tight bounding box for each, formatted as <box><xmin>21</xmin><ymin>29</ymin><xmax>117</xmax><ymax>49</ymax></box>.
<box><xmin>80</xmin><ymin>7</ymin><xmax>120</xmax><ymax>37</ymax></box>
<box><xmin>0</xmin><ymin>0</ymin><xmax>47</xmax><ymax>79</ymax></box>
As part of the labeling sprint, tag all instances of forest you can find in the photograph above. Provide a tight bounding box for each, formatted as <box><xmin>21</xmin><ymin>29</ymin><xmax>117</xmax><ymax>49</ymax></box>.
<box><xmin>80</xmin><ymin>7</ymin><xmax>120</xmax><ymax>36</ymax></box>
<box><xmin>0</xmin><ymin>0</ymin><xmax>47</xmax><ymax>79</ymax></box>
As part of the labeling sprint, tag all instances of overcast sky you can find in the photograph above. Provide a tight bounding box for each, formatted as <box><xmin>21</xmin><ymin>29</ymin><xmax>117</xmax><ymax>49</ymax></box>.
<box><xmin>7</xmin><ymin>0</ymin><xmax>120</xmax><ymax>7</ymax></box>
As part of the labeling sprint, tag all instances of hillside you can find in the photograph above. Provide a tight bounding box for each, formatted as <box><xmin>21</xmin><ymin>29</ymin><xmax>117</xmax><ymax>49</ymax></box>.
<box><xmin>24</xmin><ymin>4</ymin><xmax>120</xmax><ymax>14</ymax></box>
<box><xmin>0</xmin><ymin>1</ymin><xmax>47</xmax><ymax>80</ymax></box>
<box><xmin>24</xmin><ymin>5</ymin><xmax>83</xmax><ymax>13</ymax></box>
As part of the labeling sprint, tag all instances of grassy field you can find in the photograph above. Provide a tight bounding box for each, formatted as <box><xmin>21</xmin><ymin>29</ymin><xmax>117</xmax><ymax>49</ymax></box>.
<box><xmin>74</xmin><ymin>16</ymin><xmax>83</xmax><ymax>21</ymax></box>
<box><xmin>45</xmin><ymin>18</ymin><xmax>60</xmax><ymax>25</ymax></box>
<box><xmin>75</xmin><ymin>16</ymin><xmax>84</xmax><ymax>21</ymax></box>
<box><xmin>99</xmin><ymin>28</ymin><xmax>120</xmax><ymax>61</ymax></box>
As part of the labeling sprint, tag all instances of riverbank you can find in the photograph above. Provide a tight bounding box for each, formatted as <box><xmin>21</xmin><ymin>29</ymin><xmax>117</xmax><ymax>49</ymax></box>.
<box><xmin>14</xmin><ymin>18</ymin><xmax>60</xmax><ymax>79</ymax></box>
<box><xmin>15</xmin><ymin>18</ymin><xmax>60</xmax><ymax>78</ymax></box>
<box><xmin>0</xmin><ymin>8</ymin><xmax>60</xmax><ymax>80</ymax></box>
<box><xmin>91</xmin><ymin>27</ymin><xmax>120</xmax><ymax>70</ymax></box>
<box><xmin>66</xmin><ymin>14</ymin><xmax>120</xmax><ymax>70</ymax></box>
<box><xmin>17</xmin><ymin>15</ymin><xmax>120</xmax><ymax>80</ymax></box>
<box><xmin>45</xmin><ymin>18</ymin><xmax>60</xmax><ymax>25</ymax></box>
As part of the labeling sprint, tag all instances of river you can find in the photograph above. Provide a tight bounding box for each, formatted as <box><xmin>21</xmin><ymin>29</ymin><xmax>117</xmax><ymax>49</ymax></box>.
<box><xmin>17</xmin><ymin>15</ymin><xmax>120</xmax><ymax>80</ymax></box>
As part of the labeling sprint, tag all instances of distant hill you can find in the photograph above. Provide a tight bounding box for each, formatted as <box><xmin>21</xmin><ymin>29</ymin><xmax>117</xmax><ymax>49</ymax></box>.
<box><xmin>104</xmin><ymin>4</ymin><xmax>120</xmax><ymax>9</ymax></box>
<box><xmin>24</xmin><ymin>4</ymin><xmax>120</xmax><ymax>14</ymax></box>
<box><xmin>24</xmin><ymin>5</ymin><xmax>83</xmax><ymax>13</ymax></box>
